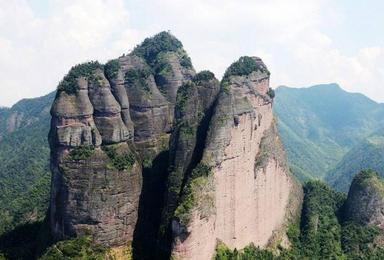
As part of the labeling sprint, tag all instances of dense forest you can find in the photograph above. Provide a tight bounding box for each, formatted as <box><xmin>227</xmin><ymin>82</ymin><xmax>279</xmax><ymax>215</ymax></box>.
<box><xmin>0</xmin><ymin>92</ymin><xmax>54</xmax><ymax>235</ymax></box>
<box><xmin>274</xmin><ymin>84</ymin><xmax>384</xmax><ymax>183</ymax></box>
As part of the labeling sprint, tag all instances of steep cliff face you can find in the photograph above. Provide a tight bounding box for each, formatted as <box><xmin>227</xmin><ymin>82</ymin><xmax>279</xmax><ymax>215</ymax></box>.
<box><xmin>49</xmin><ymin>32</ymin><xmax>301</xmax><ymax>258</ymax></box>
<box><xmin>168</xmin><ymin>57</ymin><xmax>302</xmax><ymax>260</ymax></box>
<box><xmin>162</xmin><ymin>71</ymin><xmax>221</xmax><ymax>230</ymax></box>
<box><xmin>49</xmin><ymin>61</ymin><xmax>141</xmax><ymax>246</ymax></box>
<box><xmin>345</xmin><ymin>170</ymin><xmax>384</xmax><ymax>229</ymax></box>
<box><xmin>49</xmin><ymin>32</ymin><xmax>194</xmax><ymax>247</ymax></box>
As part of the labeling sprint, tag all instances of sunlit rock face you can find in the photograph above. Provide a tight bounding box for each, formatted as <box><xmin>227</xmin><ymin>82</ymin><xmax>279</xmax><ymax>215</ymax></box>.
<box><xmin>48</xmin><ymin>32</ymin><xmax>301</xmax><ymax>259</ymax></box>
<box><xmin>165</xmin><ymin>57</ymin><xmax>302</xmax><ymax>260</ymax></box>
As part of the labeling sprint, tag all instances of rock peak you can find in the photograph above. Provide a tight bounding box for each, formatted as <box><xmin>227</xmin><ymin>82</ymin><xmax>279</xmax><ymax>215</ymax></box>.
<box><xmin>131</xmin><ymin>31</ymin><xmax>191</xmax><ymax>67</ymax></box>
<box><xmin>47</xmin><ymin>31</ymin><xmax>299</xmax><ymax>259</ymax></box>
<box><xmin>222</xmin><ymin>56</ymin><xmax>270</xmax><ymax>82</ymax></box>
<box><xmin>345</xmin><ymin>169</ymin><xmax>384</xmax><ymax>229</ymax></box>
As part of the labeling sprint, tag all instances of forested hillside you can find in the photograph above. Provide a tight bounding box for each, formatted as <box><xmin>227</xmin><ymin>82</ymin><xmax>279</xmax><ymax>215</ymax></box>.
<box><xmin>274</xmin><ymin>84</ymin><xmax>384</xmax><ymax>181</ymax></box>
<box><xmin>327</xmin><ymin>130</ymin><xmax>384</xmax><ymax>191</ymax></box>
<box><xmin>0</xmin><ymin>92</ymin><xmax>55</xmax><ymax>234</ymax></box>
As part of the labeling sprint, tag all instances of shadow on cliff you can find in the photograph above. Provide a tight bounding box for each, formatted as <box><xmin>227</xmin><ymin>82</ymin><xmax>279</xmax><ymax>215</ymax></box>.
<box><xmin>0</xmin><ymin>218</ymin><xmax>53</xmax><ymax>260</ymax></box>
<box><xmin>132</xmin><ymin>150</ymin><xmax>170</xmax><ymax>260</ymax></box>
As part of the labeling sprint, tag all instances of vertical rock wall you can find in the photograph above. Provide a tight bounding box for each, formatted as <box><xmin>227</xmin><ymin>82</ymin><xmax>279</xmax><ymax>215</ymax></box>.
<box><xmin>49</xmin><ymin>32</ymin><xmax>195</xmax><ymax>247</ymax></box>
<box><xmin>170</xmin><ymin>57</ymin><xmax>301</xmax><ymax>259</ymax></box>
<box><xmin>48</xmin><ymin>32</ymin><xmax>301</xmax><ymax>259</ymax></box>
<box><xmin>49</xmin><ymin>63</ymin><xmax>142</xmax><ymax>245</ymax></box>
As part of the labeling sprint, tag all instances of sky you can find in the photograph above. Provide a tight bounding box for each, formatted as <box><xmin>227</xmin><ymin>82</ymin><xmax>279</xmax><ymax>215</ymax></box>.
<box><xmin>0</xmin><ymin>0</ymin><xmax>383</xmax><ymax>107</ymax></box>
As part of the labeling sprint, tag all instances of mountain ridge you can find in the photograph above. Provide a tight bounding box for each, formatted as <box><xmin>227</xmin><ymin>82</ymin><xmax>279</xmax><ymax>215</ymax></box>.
<box><xmin>274</xmin><ymin>83</ymin><xmax>384</xmax><ymax>181</ymax></box>
<box><xmin>0</xmin><ymin>91</ymin><xmax>55</xmax><ymax>234</ymax></box>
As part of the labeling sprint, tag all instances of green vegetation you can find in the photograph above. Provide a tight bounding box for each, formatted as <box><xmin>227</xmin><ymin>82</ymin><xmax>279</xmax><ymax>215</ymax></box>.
<box><xmin>267</xmin><ymin>87</ymin><xmax>275</xmax><ymax>99</ymax></box>
<box><xmin>179</xmin><ymin>53</ymin><xmax>193</xmax><ymax>68</ymax></box>
<box><xmin>0</xmin><ymin>92</ymin><xmax>54</xmax><ymax>236</ymax></box>
<box><xmin>221</xmin><ymin>81</ymin><xmax>231</xmax><ymax>94</ymax></box>
<box><xmin>215</xmin><ymin>243</ymin><xmax>274</xmax><ymax>260</ymax></box>
<box><xmin>132</xmin><ymin>31</ymin><xmax>183</xmax><ymax>65</ymax></box>
<box><xmin>57</xmin><ymin>61</ymin><xmax>103</xmax><ymax>94</ymax></box>
<box><xmin>69</xmin><ymin>145</ymin><xmax>95</xmax><ymax>161</ymax></box>
<box><xmin>193</xmin><ymin>70</ymin><xmax>215</xmax><ymax>84</ymax></box>
<box><xmin>125</xmin><ymin>68</ymin><xmax>151</xmax><ymax>84</ymax></box>
<box><xmin>222</xmin><ymin>56</ymin><xmax>269</xmax><ymax>82</ymax></box>
<box><xmin>179</xmin><ymin>123</ymin><xmax>195</xmax><ymax>137</ymax></box>
<box><xmin>254</xmin><ymin>124</ymin><xmax>287</xmax><ymax>172</ymax></box>
<box><xmin>156</xmin><ymin>61</ymin><xmax>173</xmax><ymax>78</ymax></box>
<box><xmin>40</xmin><ymin>236</ymin><xmax>107</xmax><ymax>260</ymax></box>
<box><xmin>125</xmin><ymin>68</ymin><xmax>152</xmax><ymax>93</ymax></box>
<box><xmin>103</xmin><ymin>145</ymin><xmax>135</xmax><ymax>171</ymax></box>
<box><xmin>104</xmin><ymin>59</ymin><xmax>120</xmax><ymax>80</ymax></box>
<box><xmin>328</xmin><ymin>132</ymin><xmax>384</xmax><ymax>192</ymax></box>
<box><xmin>174</xmin><ymin>163</ymin><xmax>212</xmax><ymax>225</ymax></box>
<box><xmin>299</xmin><ymin>181</ymin><xmax>345</xmax><ymax>258</ymax></box>
<box><xmin>175</xmin><ymin>81</ymin><xmax>195</xmax><ymax>113</ymax></box>
<box><xmin>0</xmin><ymin>220</ymin><xmax>52</xmax><ymax>260</ymax></box>
<box><xmin>341</xmin><ymin>221</ymin><xmax>384</xmax><ymax>258</ymax></box>
<box><xmin>190</xmin><ymin>163</ymin><xmax>211</xmax><ymax>178</ymax></box>
<box><xmin>353</xmin><ymin>169</ymin><xmax>384</xmax><ymax>190</ymax></box>
<box><xmin>215</xmin><ymin>180</ymin><xmax>384</xmax><ymax>260</ymax></box>
<box><xmin>273</xmin><ymin>83</ymin><xmax>384</xmax><ymax>183</ymax></box>
<box><xmin>142</xmin><ymin>156</ymin><xmax>153</xmax><ymax>169</ymax></box>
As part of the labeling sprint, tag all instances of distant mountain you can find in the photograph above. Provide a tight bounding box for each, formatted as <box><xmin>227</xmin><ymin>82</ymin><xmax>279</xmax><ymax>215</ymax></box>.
<box><xmin>0</xmin><ymin>92</ymin><xmax>55</xmax><ymax>234</ymax></box>
<box><xmin>274</xmin><ymin>83</ymin><xmax>384</xmax><ymax>181</ymax></box>
<box><xmin>327</xmin><ymin>130</ymin><xmax>384</xmax><ymax>192</ymax></box>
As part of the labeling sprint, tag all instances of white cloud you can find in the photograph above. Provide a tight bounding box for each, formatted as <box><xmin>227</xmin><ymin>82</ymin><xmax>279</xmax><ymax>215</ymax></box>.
<box><xmin>0</xmin><ymin>0</ymin><xmax>383</xmax><ymax>106</ymax></box>
<box><xmin>0</xmin><ymin>0</ymin><xmax>135</xmax><ymax>106</ymax></box>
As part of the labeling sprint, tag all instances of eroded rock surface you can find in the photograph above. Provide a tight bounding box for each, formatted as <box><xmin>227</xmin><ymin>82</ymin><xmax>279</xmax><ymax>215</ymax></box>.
<box><xmin>168</xmin><ymin>57</ymin><xmax>302</xmax><ymax>260</ymax></box>
<box><xmin>49</xmin><ymin>32</ymin><xmax>301</xmax><ymax>259</ymax></box>
<box><xmin>49</xmin><ymin>31</ymin><xmax>195</xmax><ymax>247</ymax></box>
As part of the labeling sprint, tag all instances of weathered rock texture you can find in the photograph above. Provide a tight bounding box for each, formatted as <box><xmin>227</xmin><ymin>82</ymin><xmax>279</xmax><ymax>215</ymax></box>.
<box><xmin>49</xmin><ymin>32</ymin><xmax>195</xmax><ymax>247</ymax></box>
<box><xmin>168</xmin><ymin>57</ymin><xmax>302</xmax><ymax>260</ymax></box>
<box><xmin>49</xmin><ymin>32</ymin><xmax>301</xmax><ymax>259</ymax></box>
<box><xmin>162</xmin><ymin>71</ymin><xmax>221</xmax><ymax>227</ymax></box>
<box><xmin>345</xmin><ymin>170</ymin><xmax>384</xmax><ymax>230</ymax></box>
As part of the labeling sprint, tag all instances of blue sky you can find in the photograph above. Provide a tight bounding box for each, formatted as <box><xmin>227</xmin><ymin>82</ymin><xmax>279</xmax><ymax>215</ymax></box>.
<box><xmin>0</xmin><ymin>0</ymin><xmax>383</xmax><ymax>106</ymax></box>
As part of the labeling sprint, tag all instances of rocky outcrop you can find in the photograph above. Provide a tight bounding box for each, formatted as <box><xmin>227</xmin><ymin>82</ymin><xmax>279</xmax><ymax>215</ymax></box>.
<box><xmin>344</xmin><ymin>170</ymin><xmax>384</xmax><ymax>229</ymax></box>
<box><xmin>166</xmin><ymin>57</ymin><xmax>302</xmax><ymax>259</ymax></box>
<box><xmin>48</xmin><ymin>32</ymin><xmax>195</xmax><ymax>247</ymax></box>
<box><xmin>49</xmin><ymin>61</ymin><xmax>140</xmax><ymax>245</ymax></box>
<box><xmin>161</xmin><ymin>71</ymin><xmax>221</xmax><ymax>236</ymax></box>
<box><xmin>49</xmin><ymin>32</ymin><xmax>301</xmax><ymax>258</ymax></box>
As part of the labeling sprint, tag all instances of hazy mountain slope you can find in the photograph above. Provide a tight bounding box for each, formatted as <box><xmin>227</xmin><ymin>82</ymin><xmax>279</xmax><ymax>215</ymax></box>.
<box><xmin>0</xmin><ymin>108</ymin><xmax>10</xmax><ymax>140</ymax></box>
<box><xmin>327</xmin><ymin>131</ymin><xmax>384</xmax><ymax>192</ymax></box>
<box><xmin>274</xmin><ymin>83</ymin><xmax>384</xmax><ymax>181</ymax></box>
<box><xmin>0</xmin><ymin>92</ymin><xmax>55</xmax><ymax>234</ymax></box>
